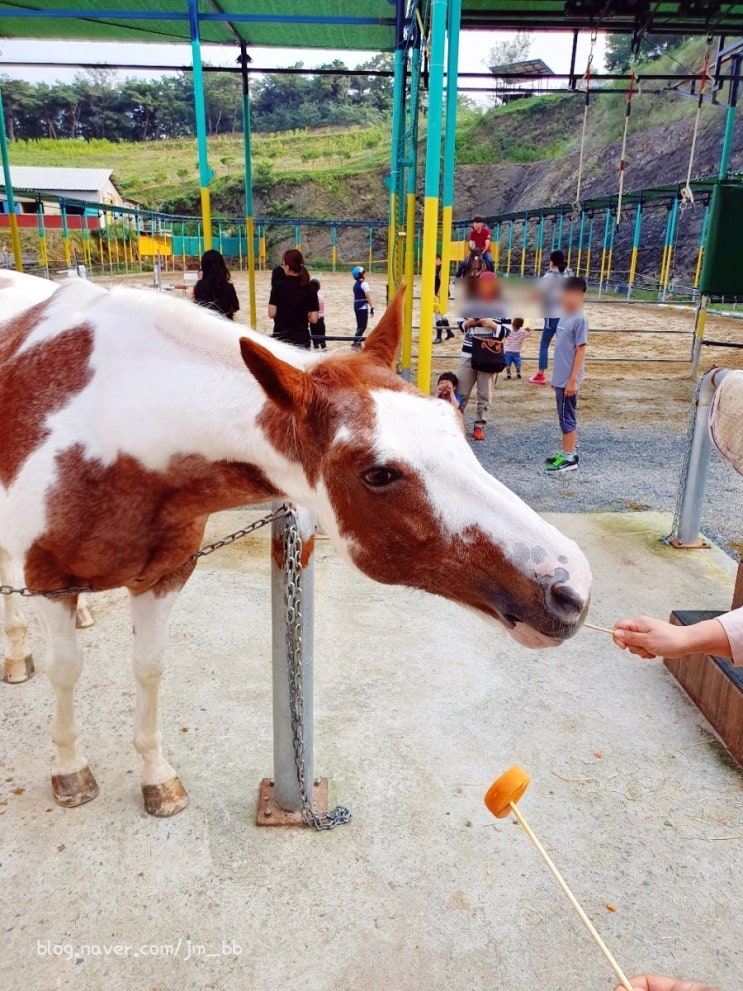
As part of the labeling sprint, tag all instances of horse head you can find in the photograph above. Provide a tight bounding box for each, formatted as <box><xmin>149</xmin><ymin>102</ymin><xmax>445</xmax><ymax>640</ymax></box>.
<box><xmin>239</xmin><ymin>287</ymin><xmax>591</xmax><ymax>647</ymax></box>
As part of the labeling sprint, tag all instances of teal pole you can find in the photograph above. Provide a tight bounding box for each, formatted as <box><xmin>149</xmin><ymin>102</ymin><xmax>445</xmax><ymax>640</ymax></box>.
<box><xmin>439</xmin><ymin>0</ymin><xmax>462</xmax><ymax>298</ymax></box>
<box><xmin>188</xmin><ymin>0</ymin><xmax>213</xmax><ymax>249</ymax></box>
<box><xmin>0</xmin><ymin>87</ymin><xmax>22</xmax><ymax>271</ymax></box>
<box><xmin>386</xmin><ymin>33</ymin><xmax>406</xmax><ymax>298</ymax></box>
<box><xmin>239</xmin><ymin>41</ymin><xmax>257</xmax><ymax>326</ymax></box>
<box><xmin>557</xmin><ymin>212</ymin><xmax>564</xmax><ymax>251</ymax></box>
<box><xmin>417</xmin><ymin>0</ymin><xmax>447</xmax><ymax>393</ymax></box>
<box><xmin>520</xmin><ymin>214</ymin><xmax>529</xmax><ymax>277</ymax></box>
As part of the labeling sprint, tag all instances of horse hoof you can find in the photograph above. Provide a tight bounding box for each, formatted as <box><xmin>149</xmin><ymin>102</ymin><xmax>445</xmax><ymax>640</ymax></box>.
<box><xmin>52</xmin><ymin>766</ymin><xmax>100</xmax><ymax>807</ymax></box>
<box><xmin>75</xmin><ymin>604</ymin><xmax>94</xmax><ymax>629</ymax></box>
<box><xmin>3</xmin><ymin>654</ymin><xmax>34</xmax><ymax>684</ymax></box>
<box><xmin>141</xmin><ymin>777</ymin><xmax>189</xmax><ymax>817</ymax></box>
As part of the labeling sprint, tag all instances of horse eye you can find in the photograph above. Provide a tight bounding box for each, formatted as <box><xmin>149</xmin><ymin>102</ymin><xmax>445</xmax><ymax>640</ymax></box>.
<box><xmin>361</xmin><ymin>466</ymin><xmax>402</xmax><ymax>488</ymax></box>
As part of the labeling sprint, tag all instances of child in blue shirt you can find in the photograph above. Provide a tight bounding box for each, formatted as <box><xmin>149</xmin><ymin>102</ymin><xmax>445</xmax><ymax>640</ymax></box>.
<box><xmin>545</xmin><ymin>276</ymin><xmax>588</xmax><ymax>473</ymax></box>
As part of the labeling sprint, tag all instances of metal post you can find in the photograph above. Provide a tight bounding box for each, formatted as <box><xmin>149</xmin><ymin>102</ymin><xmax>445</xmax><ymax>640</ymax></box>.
<box><xmin>693</xmin><ymin>201</ymin><xmax>711</xmax><ymax>290</ymax></box>
<box><xmin>628</xmin><ymin>200</ymin><xmax>643</xmax><ymax>294</ymax></box>
<box><xmin>493</xmin><ymin>220</ymin><xmax>500</xmax><ymax>272</ymax></box>
<box><xmin>506</xmin><ymin>219</ymin><xmax>514</xmax><ymax>276</ymax></box>
<box><xmin>598</xmin><ymin>206</ymin><xmax>611</xmax><ymax>297</ymax></box>
<box><xmin>386</xmin><ymin>14</ymin><xmax>406</xmax><ymax>300</ymax></box>
<box><xmin>416</xmin><ymin>0</ymin><xmax>447</xmax><ymax>393</ymax></box>
<box><xmin>566</xmin><ymin>216</ymin><xmax>575</xmax><ymax>271</ymax></box>
<box><xmin>331</xmin><ymin>224</ymin><xmax>337</xmax><ymax>272</ymax></box>
<box><xmin>401</xmin><ymin>40</ymin><xmax>421</xmax><ymax>380</ymax></box>
<box><xmin>439</xmin><ymin>0</ymin><xmax>462</xmax><ymax>313</ymax></box>
<box><xmin>61</xmin><ymin>200</ymin><xmax>71</xmax><ymax>268</ymax></box>
<box><xmin>188</xmin><ymin>0</ymin><xmax>213</xmax><ymax>250</ymax></box>
<box><xmin>575</xmin><ymin>210</ymin><xmax>586</xmax><ymax>276</ymax></box>
<box><xmin>667</xmin><ymin>368</ymin><xmax>731</xmax><ymax>547</ymax></box>
<box><xmin>691</xmin><ymin>293</ymin><xmax>709</xmax><ymax>377</ymax></box>
<box><xmin>239</xmin><ymin>42</ymin><xmax>257</xmax><ymax>327</ymax></box>
<box><xmin>36</xmin><ymin>198</ymin><xmax>49</xmax><ymax>278</ymax></box>
<box><xmin>534</xmin><ymin>214</ymin><xmax>545</xmax><ymax>275</ymax></box>
<box><xmin>520</xmin><ymin>215</ymin><xmax>529</xmax><ymax>277</ymax></box>
<box><xmin>0</xmin><ymin>87</ymin><xmax>22</xmax><ymax>272</ymax></box>
<box><xmin>270</xmin><ymin>503</ymin><xmax>314</xmax><ymax>812</ymax></box>
<box><xmin>584</xmin><ymin>216</ymin><xmax>594</xmax><ymax>279</ymax></box>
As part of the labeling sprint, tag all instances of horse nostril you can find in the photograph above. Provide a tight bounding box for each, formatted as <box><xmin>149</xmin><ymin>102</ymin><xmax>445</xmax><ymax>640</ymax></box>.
<box><xmin>546</xmin><ymin>582</ymin><xmax>585</xmax><ymax>621</ymax></box>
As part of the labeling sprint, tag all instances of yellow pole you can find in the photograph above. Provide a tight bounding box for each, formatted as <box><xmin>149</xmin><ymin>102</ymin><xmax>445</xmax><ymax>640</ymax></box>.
<box><xmin>438</xmin><ymin>203</ymin><xmax>453</xmax><ymax>315</ymax></box>
<box><xmin>402</xmin><ymin>191</ymin><xmax>416</xmax><ymax>377</ymax></box>
<box><xmin>628</xmin><ymin>246</ymin><xmax>639</xmax><ymax>286</ymax></box>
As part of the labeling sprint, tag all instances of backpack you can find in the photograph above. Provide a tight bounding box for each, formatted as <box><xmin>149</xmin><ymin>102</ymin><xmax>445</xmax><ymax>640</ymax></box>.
<box><xmin>470</xmin><ymin>335</ymin><xmax>507</xmax><ymax>373</ymax></box>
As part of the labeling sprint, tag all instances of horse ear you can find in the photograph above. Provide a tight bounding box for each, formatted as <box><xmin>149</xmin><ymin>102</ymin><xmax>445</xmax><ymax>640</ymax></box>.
<box><xmin>239</xmin><ymin>337</ymin><xmax>310</xmax><ymax>412</ymax></box>
<box><xmin>362</xmin><ymin>283</ymin><xmax>406</xmax><ymax>368</ymax></box>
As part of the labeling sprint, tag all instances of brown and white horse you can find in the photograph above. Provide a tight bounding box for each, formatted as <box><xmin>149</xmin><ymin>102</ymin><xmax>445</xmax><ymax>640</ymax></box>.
<box><xmin>0</xmin><ymin>271</ymin><xmax>591</xmax><ymax>816</ymax></box>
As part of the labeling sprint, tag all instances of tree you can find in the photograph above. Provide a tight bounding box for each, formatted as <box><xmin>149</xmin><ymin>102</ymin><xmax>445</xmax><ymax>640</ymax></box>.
<box><xmin>605</xmin><ymin>33</ymin><xmax>691</xmax><ymax>72</ymax></box>
<box><xmin>486</xmin><ymin>31</ymin><xmax>532</xmax><ymax>71</ymax></box>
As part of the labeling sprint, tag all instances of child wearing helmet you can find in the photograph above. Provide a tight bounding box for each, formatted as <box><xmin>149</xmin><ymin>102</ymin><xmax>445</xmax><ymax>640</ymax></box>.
<box><xmin>351</xmin><ymin>266</ymin><xmax>374</xmax><ymax>350</ymax></box>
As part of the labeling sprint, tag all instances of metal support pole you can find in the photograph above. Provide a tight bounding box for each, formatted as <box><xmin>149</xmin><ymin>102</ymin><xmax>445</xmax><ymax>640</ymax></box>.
<box><xmin>520</xmin><ymin>215</ymin><xmax>529</xmax><ymax>277</ymax></box>
<box><xmin>61</xmin><ymin>200</ymin><xmax>71</xmax><ymax>268</ymax></box>
<box><xmin>534</xmin><ymin>214</ymin><xmax>545</xmax><ymax>275</ymax></box>
<box><xmin>188</xmin><ymin>0</ymin><xmax>213</xmax><ymax>251</ymax></box>
<box><xmin>331</xmin><ymin>225</ymin><xmax>337</xmax><ymax>272</ymax></box>
<box><xmin>566</xmin><ymin>216</ymin><xmax>575</xmax><ymax>271</ymax></box>
<box><xmin>506</xmin><ymin>219</ymin><xmax>514</xmax><ymax>276</ymax></box>
<box><xmin>36</xmin><ymin>198</ymin><xmax>48</xmax><ymax>278</ymax></box>
<box><xmin>598</xmin><ymin>206</ymin><xmax>611</xmax><ymax>297</ymax></box>
<box><xmin>493</xmin><ymin>221</ymin><xmax>501</xmax><ymax>271</ymax></box>
<box><xmin>585</xmin><ymin>217</ymin><xmax>594</xmax><ymax>279</ymax></box>
<box><xmin>576</xmin><ymin>210</ymin><xmax>586</xmax><ymax>276</ymax></box>
<box><xmin>270</xmin><ymin>503</ymin><xmax>314</xmax><ymax>812</ymax></box>
<box><xmin>239</xmin><ymin>41</ymin><xmax>257</xmax><ymax>328</ymax></box>
<box><xmin>691</xmin><ymin>293</ymin><xmax>709</xmax><ymax>378</ymax></box>
<box><xmin>667</xmin><ymin>367</ymin><xmax>731</xmax><ymax>548</ymax></box>
<box><xmin>417</xmin><ymin>0</ymin><xmax>447</xmax><ymax>393</ymax></box>
<box><xmin>693</xmin><ymin>201</ymin><xmax>711</xmax><ymax>290</ymax></box>
<box><xmin>386</xmin><ymin>21</ymin><xmax>406</xmax><ymax>300</ymax></box>
<box><xmin>628</xmin><ymin>200</ymin><xmax>643</xmax><ymax>293</ymax></box>
<box><xmin>0</xmin><ymin>87</ymin><xmax>22</xmax><ymax>272</ymax></box>
<box><xmin>439</xmin><ymin>0</ymin><xmax>462</xmax><ymax>314</ymax></box>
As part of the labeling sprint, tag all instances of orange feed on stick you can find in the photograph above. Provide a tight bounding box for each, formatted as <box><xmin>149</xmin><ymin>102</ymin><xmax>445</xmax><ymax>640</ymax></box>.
<box><xmin>485</xmin><ymin>766</ymin><xmax>634</xmax><ymax>991</ymax></box>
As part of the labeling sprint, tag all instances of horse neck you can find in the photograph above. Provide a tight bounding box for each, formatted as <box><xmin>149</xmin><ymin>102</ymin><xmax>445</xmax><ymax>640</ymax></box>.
<box><xmin>87</xmin><ymin>297</ymin><xmax>314</xmax><ymax>504</ymax></box>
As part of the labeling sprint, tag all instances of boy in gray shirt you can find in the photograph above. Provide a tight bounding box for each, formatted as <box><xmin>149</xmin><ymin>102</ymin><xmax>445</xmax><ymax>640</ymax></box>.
<box><xmin>545</xmin><ymin>276</ymin><xmax>588</xmax><ymax>473</ymax></box>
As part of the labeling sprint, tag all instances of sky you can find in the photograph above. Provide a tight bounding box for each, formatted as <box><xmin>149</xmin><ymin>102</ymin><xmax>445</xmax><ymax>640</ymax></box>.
<box><xmin>0</xmin><ymin>30</ymin><xmax>608</xmax><ymax>94</ymax></box>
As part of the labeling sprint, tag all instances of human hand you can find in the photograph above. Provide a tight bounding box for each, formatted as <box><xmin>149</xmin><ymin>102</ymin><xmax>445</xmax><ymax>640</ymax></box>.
<box><xmin>616</xmin><ymin>976</ymin><xmax>721</xmax><ymax>991</ymax></box>
<box><xmin>612</xmin><ymin>617</ymin><xmax>690</xmax><ymax>659</ymax></box>
<box><xmin>436</xmin><ymin>382</ymin><xmax>453</xmax><ymax>400</ymax></box>
<box><xmin>565</xmin><ymin>378</ymin><xmax>578</xmax><ymax>397</ymax></box>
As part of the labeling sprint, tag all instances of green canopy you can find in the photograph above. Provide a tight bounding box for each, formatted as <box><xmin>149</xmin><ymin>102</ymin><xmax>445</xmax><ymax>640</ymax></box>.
<box><xmin>0</xmin><ymin>1</ymin><xmax>399</xmax><ymax>51</ymax></box>
<box><xmin>2</xmin><ymin>1</ymin><xmax>742</xmax><ymax>53</ymax></box>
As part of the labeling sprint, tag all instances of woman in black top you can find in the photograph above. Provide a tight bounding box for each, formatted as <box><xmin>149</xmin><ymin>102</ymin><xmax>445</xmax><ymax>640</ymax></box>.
<box><xmin>193</xmin><ymin>250</ymin><xmax>240</xmax><ymax>320</ymax></box>
<box><xmin>268</xmin><ymin>249</ymin><xmax>319</xmax><ymax>349</ymax></box>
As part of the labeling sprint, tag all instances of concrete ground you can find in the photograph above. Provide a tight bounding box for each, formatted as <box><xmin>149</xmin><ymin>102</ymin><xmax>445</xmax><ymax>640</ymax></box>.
<box><xmin>2</xmin><ymin>509</ymin><xmax>742</xmax><ymax>991</ymax></box>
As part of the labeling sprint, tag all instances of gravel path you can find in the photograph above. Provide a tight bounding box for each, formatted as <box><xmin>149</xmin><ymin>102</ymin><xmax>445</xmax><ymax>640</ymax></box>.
<box><xmin>471</xmin><ymin>411</ymin><xmax>743</xmax><ymax>560</ymax></box>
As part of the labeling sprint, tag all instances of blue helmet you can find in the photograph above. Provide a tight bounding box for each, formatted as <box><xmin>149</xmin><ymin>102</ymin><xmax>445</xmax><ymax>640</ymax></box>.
<box><xmin>352</xmin><ymin>265</ymin><xmax>364</xmax><ymax>279</ymax></box>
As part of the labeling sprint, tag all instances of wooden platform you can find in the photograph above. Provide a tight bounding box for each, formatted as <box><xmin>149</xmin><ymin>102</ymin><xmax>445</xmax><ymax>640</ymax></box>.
<box><xmin>665</xmin><ymin>609</ymin><xmax>743</xmax><ymax>766</ymax></box>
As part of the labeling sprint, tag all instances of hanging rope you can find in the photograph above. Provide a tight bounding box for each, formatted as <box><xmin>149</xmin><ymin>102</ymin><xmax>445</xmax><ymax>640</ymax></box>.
<box><xmin>574</xmin><ymin>30</ymin><xmax>597</xmax><ymax>214</ymax></box>
<box><xmin>681</xmin><ymin>35</ymin><xmax>713</xmax><ymax>209</ymax></box>
<box><xmin>616</xmin><ymin>32</ymin><xmax>641</xmax><ymax>225</ymax></box>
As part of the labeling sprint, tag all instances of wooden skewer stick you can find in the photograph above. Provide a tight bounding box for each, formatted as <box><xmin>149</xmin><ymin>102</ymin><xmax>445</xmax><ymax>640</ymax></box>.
<box><xmin>583</xmin><ymin>622</ymin><xmax>617</xmax><ymax>636</ymax></box>
<box><xmin>508</xmin><ymin>800</ymin><xmax>634</xmax><ymax>991</ymax></box>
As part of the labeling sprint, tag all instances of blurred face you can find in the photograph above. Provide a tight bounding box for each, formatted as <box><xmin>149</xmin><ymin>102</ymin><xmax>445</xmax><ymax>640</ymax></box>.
<box><xmin>477</xmin><ymin>277</ymin><xmax>498</xmax><ymax>301</ymax></box>
<box><xmin>473</xmin><ymin>221</ymin><xmax>483</xmax><ymax>231</ymax></box>
<box><xmin>562</xmin><ymin>287</ymin><xmax>584</xmax><ymax>314</ymax></box>
<box><xmin>437</xmin><ymin>378</ymin><xmax>454</xmax><ymax>397</ymax></box>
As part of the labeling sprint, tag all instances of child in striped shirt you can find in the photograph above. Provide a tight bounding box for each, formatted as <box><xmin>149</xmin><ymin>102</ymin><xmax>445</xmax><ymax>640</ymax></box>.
<box><xmin>504</xmin><ymin>317</ymin><xmax>530</xmax><ymax>380</ymax></box>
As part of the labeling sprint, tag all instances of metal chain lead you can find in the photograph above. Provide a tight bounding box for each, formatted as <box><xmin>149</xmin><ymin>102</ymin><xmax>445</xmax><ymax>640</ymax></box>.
<box><xmin>0</xmin><ymin>506</ymin><xmax>291</xmax><ymax>599</ymax></box>
<box><xmin>283</xmin><ymin>508</ymin><xmax>351</xmax><ymax>831</ymax></box>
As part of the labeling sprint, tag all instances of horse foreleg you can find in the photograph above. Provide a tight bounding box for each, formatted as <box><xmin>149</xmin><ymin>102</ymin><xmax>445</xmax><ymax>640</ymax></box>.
<box><xmin>35</xmin><ymin>597</ymin><xmax>99</xmax><ymax>807</ymax></box>
<box><xmin>130</xmin><ymin>588</ymin><xmax>189</xmax><ymax>817</ymax></box>
<box><xmin>0</xmin><ymin>547</ymin><xmax>34</xmax><ymax>683</ymax></box>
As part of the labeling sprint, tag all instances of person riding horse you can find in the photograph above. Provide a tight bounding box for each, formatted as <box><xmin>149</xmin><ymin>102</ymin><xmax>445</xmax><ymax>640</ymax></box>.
<box><xmin>456</xmin><ymin>216</ymin><xmax>495</xmax><ymax>277</ymax></box>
